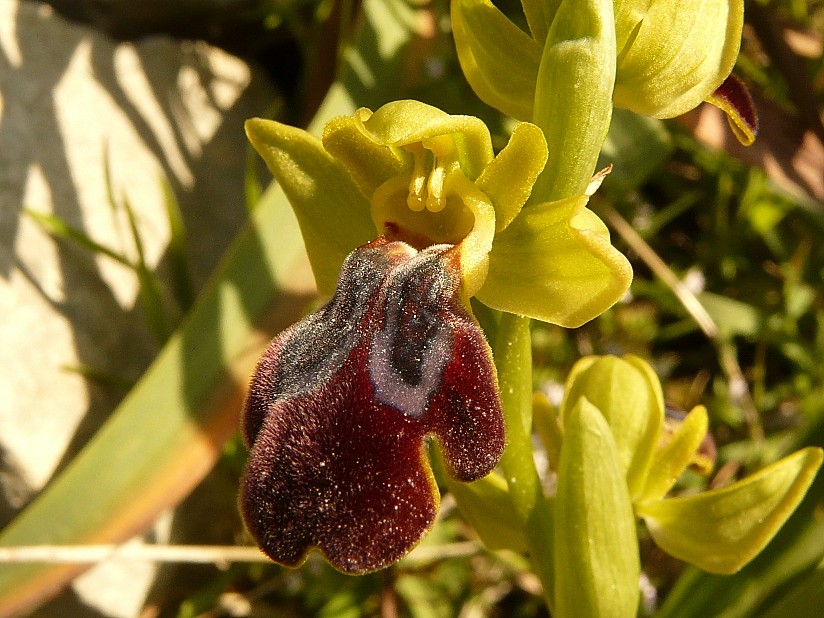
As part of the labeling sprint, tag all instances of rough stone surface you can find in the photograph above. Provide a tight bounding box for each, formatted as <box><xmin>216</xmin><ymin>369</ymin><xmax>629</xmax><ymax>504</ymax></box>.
<box><xmin>0</xmin><ymin>1</ymin><xmax>278</xmax><ymax>615</ymax></box>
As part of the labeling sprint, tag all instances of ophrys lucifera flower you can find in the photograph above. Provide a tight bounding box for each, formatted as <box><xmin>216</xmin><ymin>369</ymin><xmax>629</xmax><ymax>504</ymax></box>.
<box><xmin>240</xmin><ymin>100</ymin><xmax>631</xmax><ymax>573</ymax></box>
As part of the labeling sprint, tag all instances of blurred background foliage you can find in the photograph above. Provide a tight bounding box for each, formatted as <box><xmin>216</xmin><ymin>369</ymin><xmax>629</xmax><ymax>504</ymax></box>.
<box><xmin>3</xmin><ymin>0</ymin><xmax>824</xmax><ymax>616</ymax></box>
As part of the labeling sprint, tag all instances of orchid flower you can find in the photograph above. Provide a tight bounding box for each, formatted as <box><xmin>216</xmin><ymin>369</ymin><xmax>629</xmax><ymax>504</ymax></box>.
<box><xmin>239</xmin><ymin>100</ymin><xmax>632</xmax><ymax>573</ymax></box>
<box><xmin>452</xmin><ymin>0</ymin><xmax>758</xmax><ymax>145</ymax></box>
<box><xmin>546</xmin><ymin>355</ymin><xmax>822</xmax><ymax>615</ymax></box>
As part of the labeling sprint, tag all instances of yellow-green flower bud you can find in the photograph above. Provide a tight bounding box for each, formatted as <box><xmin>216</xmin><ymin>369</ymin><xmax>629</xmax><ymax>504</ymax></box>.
<box><xmin>561</xmin><ymin>354</ymin><xmax>663</xmax><ymax>498</ymax></box>
<box><xmin>613</xmin><ymin>0</ymin><xmax>744</xmax><ymax>119</ymax></box>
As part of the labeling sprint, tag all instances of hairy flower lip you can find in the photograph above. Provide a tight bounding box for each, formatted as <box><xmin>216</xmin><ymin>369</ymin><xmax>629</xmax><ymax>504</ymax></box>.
<box><xmin>240</xmin><ymin>237</ymin><xmax>505</xmax><ymax>573</ymax></box>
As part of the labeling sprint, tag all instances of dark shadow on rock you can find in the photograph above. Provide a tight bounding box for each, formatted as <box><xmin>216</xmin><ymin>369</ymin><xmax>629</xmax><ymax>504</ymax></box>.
<box><xmin>0</xmin><ymin>4</ymin><xmax>84</xmax><ymax>276</ymax></box>
<box><xmin>0</xmin><ymin>0</ymin><xmax>275</xmax><ymax>541</ymax></box>
<box><xmin>25</xmin><ymin>0</ymin><xmax>305</xmax><ymax>103</ymax></box>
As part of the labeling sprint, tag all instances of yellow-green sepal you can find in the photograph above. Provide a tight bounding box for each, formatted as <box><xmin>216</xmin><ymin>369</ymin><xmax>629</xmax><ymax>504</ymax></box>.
<box><xmin>451</xmin><ymin>0</ymin><xmax>540</xmax><ymax>121</ymax></box>
<box><xmin>245</xmin><ymin>118</ymin><xmax>375</xmax><ymax>294</ymax></box>
<box><xmin>561</xmin><ymin>355</ymin><xmax>663</xmax><ymax>498</ymax></box>
<box><xmin>554</xmin><ymin>397</ymin><xmax>640</xmax><ymax>618</ymax></box>
<box><xmin>640</xmin><ymin>405</ymin><xmax>709</xmax><ymax>502</ymax></box>
<box><xmin>477</xmin><ymin>195</ymin><xmax>632</xmax><ymax>328</ymax></box>
<box><xmin>613</xmin><ymin>0</ymin><xmax>744</xmax><ymax>119</ymax></box>
<box><xmin>637</xmin><ymin>447</ymin><xmax>824</xmax><ymax>574</ymax></box>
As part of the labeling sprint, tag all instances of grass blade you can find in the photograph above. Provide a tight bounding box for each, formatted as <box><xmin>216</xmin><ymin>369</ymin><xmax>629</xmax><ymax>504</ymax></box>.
<box><xmin>0</xmin><ymin>185</ymin><xmax>315</xmax><ymax>616</ymax></box>
<box><xmin>25</xmin><ymin>209</ymin><xmax>132</xmax><ymax>267</ymax></box>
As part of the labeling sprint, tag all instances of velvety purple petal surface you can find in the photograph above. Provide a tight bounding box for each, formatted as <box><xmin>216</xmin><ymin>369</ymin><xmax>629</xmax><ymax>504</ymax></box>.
<box><xmin>240</xmin><ymin>239</ymin><xmax>504</xmax><ymax>573</ymax></box>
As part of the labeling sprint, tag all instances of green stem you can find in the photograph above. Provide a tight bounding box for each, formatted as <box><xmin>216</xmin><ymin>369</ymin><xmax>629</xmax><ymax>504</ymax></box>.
<box><xmin>530</xmin><ymin>0</ymin><xmax>616</xmax><ymax>202</ymax></box>
<box><xmin>494</xmin><ymin>313</ymin><xmax>555</xmax><ymax>610</ymax></box>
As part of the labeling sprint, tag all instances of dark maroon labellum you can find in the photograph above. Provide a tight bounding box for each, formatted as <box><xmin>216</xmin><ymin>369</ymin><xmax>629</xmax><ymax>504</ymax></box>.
<box><xmin>711</xmin><ymin>73</ymin><xmax>759</xmax><ymax>145</ymax></box>
<box><xmin>240</xmin><ymin>238</ymin><xmax>505</xmax><ymax>573</ymax></box>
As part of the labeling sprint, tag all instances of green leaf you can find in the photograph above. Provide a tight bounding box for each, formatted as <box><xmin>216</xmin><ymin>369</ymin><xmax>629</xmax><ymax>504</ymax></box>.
<box><xmin>24</xmin><ymin>209</ymin><xmax>131</xmax><ymax>267</ymax></box>
<box><xmin>121</xmin><ymin>192</ymin><xmax>171</xmax><ymax>344</ymax></box>
<box><xmin>554</xmin><ymin>397</ymin><xmax>640</xmax><ymax>618</ymax></box>
<box><xmin>698</xmin><ymin>291</ymin><xmax>762</xmax><ymax>339</ymax></box>
<box><xmin>26</xmin><ymin>204</ymin><xmax>173</xmax><ymax>346</ymax></box>
<box><xmin>638</xmin><ymin>447</ymin><xmax>823</xmax><ymax>574</ymax></box>
<box><xmin>760</xmin><ymin>565</ymin><xmax>824</xmax><ymax>618</ymax></box>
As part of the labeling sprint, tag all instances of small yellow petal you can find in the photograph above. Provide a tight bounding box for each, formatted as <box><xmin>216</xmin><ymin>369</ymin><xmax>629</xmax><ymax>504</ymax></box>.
<box><xmin>475</xmin><ymin>122</ymin><xmax>547</xmax><ymax>232</ymax></box>
<box><xmin>640</xmin><ymin>406</ymin><xmax>710</xmax><ymax>502</ymax></box>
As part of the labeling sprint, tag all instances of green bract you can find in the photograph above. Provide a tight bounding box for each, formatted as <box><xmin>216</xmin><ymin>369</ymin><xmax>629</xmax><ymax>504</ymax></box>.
<box><xmin>451</xmin><ymin>0</ymin><xmax>755</xmax><ymax>144</ymax></box>
<box><xmin>246</xmin><ymin>100</ymin><xmax>631</xmax><ymax>327</ymax></box>
<box><xmin>554</xmin><ymin>397</ymin><xmax>640</xmax><ymax>618</ymax></box>
<box><xmin>554</xmin><ymin>355</ymin><xmax>823</xmax><ymax>576</ymax></box>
